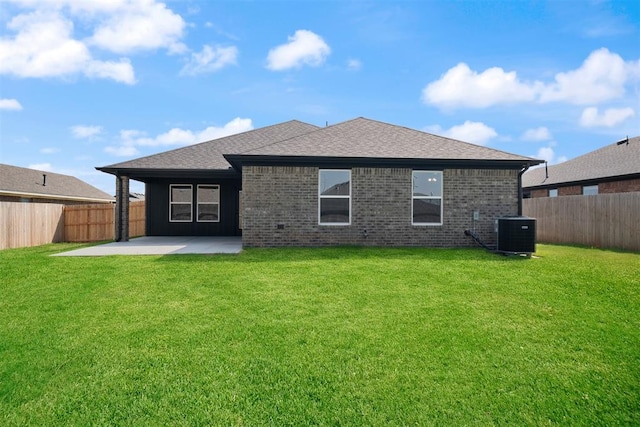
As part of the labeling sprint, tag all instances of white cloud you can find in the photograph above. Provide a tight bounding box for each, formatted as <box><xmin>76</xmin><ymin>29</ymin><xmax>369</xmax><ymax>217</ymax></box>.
<box><xmin>0</xmin><ymin>10</ymin><xmax>135</xmax><ymax>84</ymax></box>
<box><xmin>105</xmin><ymin>118</ymin><xmax>253</xmax><ymax>156</ymax></box>
<box><xmin>540</xmin><ymin>48</ymin><xmax>629</xmax><ymax>104</ymax></box>
<box><xmin>347</xmin><ymin>58</ymin><xmax>362</xmax><ymax>71</ymax></box>
<box><xmin>105</xmin><ymin>144</ymin><xmax>139</xmax><ymax>157</ymax></box>
<box><xmin>533</xmin><ymin>146</ymin><xmax>567</xmax><ymax>165</ymax></box>
<box><xmin>40</xmin><ymin>147</ymin><xmax>59</xmax><ymax>154</ymax></box>
<box><xmin>521</xmin><ymin>127</ymin><xmax>552</xmax><ymax>141</ymax></box>
<box><xmin>427</xmin><ymin>121</ymin><xmax>498</xmax><ymax>146</ymax></box>
<box><xmin>579</xmin><ymin>107</ymin><xmax>635</xmax><ymax>127</ymax></box>
<box><xmin>422</xmin><ymin>63</ymin><xmax>541</xmax><ymax>108</ymax></box>
<box><xmin>266</xmin><ymin>30</ymin><xmax>331</xmax><ymax>71</ymax></box>
<box><xmin>27</xmin><ymin>162</ymin><xmax>52</xmax><ymax>171</ymax></box>
<box><xmin>88</xmin><ymin>0</ymin><xmax>187</xmax><ymax>54</ymax></box>
<box><xmin>180</xmin><ymin>45</ymin><xmax>238</xmax><ymax>76</ymax></box>
<box><xmin>71</xmin><ymin>125</ymin><xmax>103</xmax><ymax>139</ymax></box>
<box><xmin>422</xmin><ymin>48</ymin><xmax>639</xmax><ymax>109</ymax></box>
<box><xmin>0</xmin><ymin>98</ymin><xmax>23</xmax><ymax>110</ymax></box>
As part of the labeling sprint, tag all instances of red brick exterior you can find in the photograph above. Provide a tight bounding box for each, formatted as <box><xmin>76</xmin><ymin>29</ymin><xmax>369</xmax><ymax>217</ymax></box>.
<box><xmin>528</xmin><ymin>177</ymin><xmax>640</xmax><ymax>198</ymax></box>
<box><xmin>599</xmin><ymin>178</ymin><xmax>640</xmax><ymax>193</ymax></box>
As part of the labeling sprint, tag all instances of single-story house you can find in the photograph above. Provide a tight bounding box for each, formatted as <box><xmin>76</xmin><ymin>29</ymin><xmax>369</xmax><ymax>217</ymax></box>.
<box><xmin>523</xmin><ymin>136</ymin><xmax>640</xmax><ymax>198</ymax></box>
<box><xmin>0</xmin><ymin>163</ymin><xmax>113</xmax><ymax>205</ymax></box>
<box><xmin>97</xmin><ymin>117</ymin><xmax>542</xmax><ymax>247</ymax></box>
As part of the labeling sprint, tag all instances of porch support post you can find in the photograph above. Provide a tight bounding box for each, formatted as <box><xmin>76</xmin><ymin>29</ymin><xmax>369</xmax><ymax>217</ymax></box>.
<box><xmin>115</xmin><ymin>174</ymin><xmax>130</xmax><ymax>242</ymax></box>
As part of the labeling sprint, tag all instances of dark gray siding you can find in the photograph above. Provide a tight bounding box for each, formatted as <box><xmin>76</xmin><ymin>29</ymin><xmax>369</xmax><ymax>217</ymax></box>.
<box><xmin>145</xmin><ymin>178</ymin><xmax>241</xmax><ymax>236</ymax></box>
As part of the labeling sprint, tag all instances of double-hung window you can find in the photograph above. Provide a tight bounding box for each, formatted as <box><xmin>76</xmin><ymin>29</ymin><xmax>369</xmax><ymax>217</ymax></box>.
<box><xmin>412</xmin><ymin>171</ymin><xmax>443</xmax><ymax>225</ymax></box>
<box><xmin>319</xmin><ymin>170</ymin><xmax>351</xmax><ymax>225</ymax></box>
<box><xmin>197</xmin><ymin>185</ymin><xmax>220</xmax><ymax>222</ymax></box>
<box><xmin>169</xmin><ymin>184</ymin><xmax>192</xmax><ymax>222</ymax></box>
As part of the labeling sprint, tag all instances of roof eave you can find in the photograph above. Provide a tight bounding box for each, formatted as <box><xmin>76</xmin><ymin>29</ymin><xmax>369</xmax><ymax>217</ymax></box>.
<box><xmin>223</xmin><ymin>154</ymin><xmax>543</xmax><ymax>171</ymax></box>
<box><xmin>0</xmin><ymin>190</ymin><xmax>114</xmax><ymax>203</ymax></box>
<box><xmin>96</xmin><ymin>167</ymin><xmax>239</xmax><ymax>180</ymax></box>
<box><xmin>523</xmin><ymin>172</ymin><xmax>640</xmax><ymax>190</ymax></box>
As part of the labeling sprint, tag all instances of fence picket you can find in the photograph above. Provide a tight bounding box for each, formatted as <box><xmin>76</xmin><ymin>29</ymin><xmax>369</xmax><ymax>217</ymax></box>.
<box><xmin>523</xmin><ymin>193</ymin><xmax>640</xmax><ymax>252</ymax></box>
<box><xmin>0</xmin><ymin>201</ymin><xmax>145</xmax><ymax>249</ymax></box>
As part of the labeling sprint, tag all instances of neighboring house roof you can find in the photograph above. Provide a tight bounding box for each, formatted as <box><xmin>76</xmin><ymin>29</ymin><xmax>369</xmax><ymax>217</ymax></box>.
<box><xmin>98</xmin><ymin>120</ymin><xmax>320</xmax><ymax>174</ymax></box>
<box><xmin>523</xmin><ymin>136</ymin><xmax>640</xmax><ymax>189</ymax></box>
<box><xmin>0</xmin><ymin>163</ymin><xmax>114</xmax><ymax>203</ymax></box>
<box><xmin>98</xmin><ymin>117</ymin><xmax>541</xmax><ymax>178</ymax></box>
<box><xmin>130</xmin><ymin>192</ymin><xmax>145</xmax><ymax>202</ymax></box>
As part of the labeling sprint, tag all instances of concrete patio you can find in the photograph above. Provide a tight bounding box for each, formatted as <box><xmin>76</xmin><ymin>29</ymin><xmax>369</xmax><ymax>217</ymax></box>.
<box><xmin>53</xmin><ymin>236</ymin><xmax>242</xmax><ymax>256</ymax></box>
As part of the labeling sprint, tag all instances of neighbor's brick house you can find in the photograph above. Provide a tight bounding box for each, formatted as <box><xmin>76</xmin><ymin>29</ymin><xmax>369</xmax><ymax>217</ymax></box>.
<box><xmin>0</xmin><ymin>163</ymin><xmax>113</xmax><ymax>205</ymax></box>
<box><xmin>98</xmin><ymin>118</ymin><xmax>542</xmax><ymax>247</ymax></box>
<box><xmin>523</xmin><ymin>136</ymin><xmax>640</xmax><ymax>198</ymax></box>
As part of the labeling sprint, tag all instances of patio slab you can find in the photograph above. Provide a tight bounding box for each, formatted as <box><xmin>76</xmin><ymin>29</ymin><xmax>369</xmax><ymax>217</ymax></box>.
<box><xmin>53</xmin><ymin>236</ymin><xmax>242</xmax><ymax>256</ymax></box>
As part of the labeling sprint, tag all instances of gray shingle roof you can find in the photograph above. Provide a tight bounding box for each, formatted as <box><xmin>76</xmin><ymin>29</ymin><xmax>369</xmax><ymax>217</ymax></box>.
<box><xmin>98</xmin><ymin>117</ymin><xmax>540</xmax><ymax>175</ymax></box>
<box><xmin>523</xmin><ymin>136</ymin><xmax>640</xmax><ymax>188</ymax></box>
<box><xmin>0</xmin><ymin>164</ymin><xmax>113</xmax><ymax>202</ymax></box>
<box><xmin>98</xmin><ymin>120</ymin><xmax>320</xmax><ymax>171</ymax></box>
<box><xmin>234</xmin><ymin>117</ymin><xmax>538</xmax><ymax>162</ymax></box>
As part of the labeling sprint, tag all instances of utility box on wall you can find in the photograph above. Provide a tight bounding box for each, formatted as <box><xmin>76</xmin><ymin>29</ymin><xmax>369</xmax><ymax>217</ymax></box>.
<box><xmin>496</xmin><ymin>216</ymin><xmax>536</xmax><ymax>254</ymax></box>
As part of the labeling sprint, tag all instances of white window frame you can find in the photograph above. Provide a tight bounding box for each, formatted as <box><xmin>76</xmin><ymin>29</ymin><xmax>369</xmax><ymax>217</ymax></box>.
<box><xmin>318</xmin><ymin>169</ymin><xmax>351</xmax><ymax>226</ymax></box>
<box><xmin>169</xmin><ymin>184</ymin><xmax>193</xmax><ymax>222</ymax></box>
<box><xmin>412</xmin><ymin>170</ymin><xmax>443</xmax><ymax>226</ymax></box>
<box><xmin>549</xmin><ymin>188</ymin><xmax>558</xmax><ymax>197</ymax></box>
<box><xmin>197</xmin><ymin>184</ymin><xmax>220</xmax><ymax>223</ymax></box>
<box><xmin>583</xmin><ymin>185</ymin><xmax>598</xmax><ymax>196</ymax></box>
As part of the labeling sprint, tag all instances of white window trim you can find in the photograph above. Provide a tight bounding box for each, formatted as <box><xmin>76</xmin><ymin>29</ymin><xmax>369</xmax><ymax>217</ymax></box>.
<box><xmin>582</xmin><ymin>185</ymin><xmax>598</xmax><ymax>196</ymax></box>
<box><xmin>169</xmin><ymin>184</ymin><xmax>193</xmax><ymax>222</ymax></box>
<box><xmin>549</xmin><ymin>188</ymin><xmax>558</xmax><ymax>197</ymax></box>
<box><xmin>318</xmin><ymin>169</ymin><xmax>351</xmax><ymax>226</ymax></box>
<box><xmin>412</xmin><ymin>170</ymin><xmax>443</xmax><ymax>226</ymax></box>
<box><xmin>197</xmin><ymin>184</ymin><xmax>220</xmax><ymax>223</ymax></box>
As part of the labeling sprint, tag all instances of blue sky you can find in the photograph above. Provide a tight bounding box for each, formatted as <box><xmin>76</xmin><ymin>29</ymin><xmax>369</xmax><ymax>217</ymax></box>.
<box><xmin>1</xmin><ymin>0</ymin><xmax>639</xmax><ymax>194</ymax></box>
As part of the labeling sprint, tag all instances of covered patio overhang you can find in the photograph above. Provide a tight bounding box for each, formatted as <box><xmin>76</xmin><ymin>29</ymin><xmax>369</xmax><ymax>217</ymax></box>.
<box><xmin>95</xmin><ymin>167</ymin><xmax>240</xmax><ymax>242</ymax></box>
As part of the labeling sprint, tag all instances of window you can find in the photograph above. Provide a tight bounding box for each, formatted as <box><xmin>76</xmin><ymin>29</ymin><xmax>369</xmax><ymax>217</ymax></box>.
<box><xmin>197</xmin><ymin>185</ymin><xmax>220</xmax><ymax>222</ymax></box>
<box><xmin>583</xmin><ymin>185</ymin><xmax>598</xmax><ymax>196</ymax></box>
<box><xmin>319</xmin><ymin>170</ymin><xmax>351</xmax><ymax>225</ymax></box>
<box><xmin>170</xmin><ymin>184</ymin><xmax>192</xmax><ymax>222</ymax></box>
<box><xmin>549</xmin><ymin>188</ymin><xmax>558</xmax><ymax>197</ymax></box>
<box><xmin>412</xmin><ymin>171</ymin><xmax>443</xmax><ymax>225</ymax></box>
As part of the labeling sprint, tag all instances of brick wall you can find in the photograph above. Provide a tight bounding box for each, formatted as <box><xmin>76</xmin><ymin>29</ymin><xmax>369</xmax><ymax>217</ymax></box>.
<box><xmin>242</xmin><ymin>166</ymin><xmax>518</xmax><ymax>247</ymax></box>
<box><xmin>528</xmin><ymin>177</ymin><xmax>640</xmax><ymax>198</ymax></box>
<box><xmin>599</xmin><ymin>178</ymin><xmax>640</xmax><ymax>193</ymax></box>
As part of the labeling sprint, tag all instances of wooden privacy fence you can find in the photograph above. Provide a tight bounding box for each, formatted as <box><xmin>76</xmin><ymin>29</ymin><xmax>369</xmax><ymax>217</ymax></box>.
<box><xmin>0</xmin><ymin>202</ymin><xmax>64</xmax><ymax>250</ymax></box>
<box><xmin>0</xmin><ymin>201</ymin><xmax>145</xmax><ymax>249</ymax></box>
<box><xmin>523</xmin><ymin>192</ymin><xmax>640</xmax><ymax>252</ymax></box>
<box><xmin>64</xmin><ymin>201</ymin><xmax>145</xmax><ymax>242</ymax></box>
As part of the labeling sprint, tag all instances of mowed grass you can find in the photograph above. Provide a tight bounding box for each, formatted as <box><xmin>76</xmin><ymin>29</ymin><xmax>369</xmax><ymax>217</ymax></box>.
<box><xmin>0</xmin><ymin>244</ymin><xmax>638</xmax><ymax>425</ymax></box>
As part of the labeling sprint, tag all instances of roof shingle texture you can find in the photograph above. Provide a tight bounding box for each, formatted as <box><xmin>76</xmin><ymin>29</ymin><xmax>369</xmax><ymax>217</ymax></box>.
<box><xmin>523</xmin><ymin>136</ymin><xmax>640</xmax><ymax>188</ymax></box>
<box><xmin>100</xmin><ymin>120</ymin><xmax>320</xmax><ymax>170</ymax></box>
<box><xmin>0</xmin><ymin>164</ymin><xmax>113</xmax><ymax>201</ymax></box>
<box><xmin>236</xmin><ymin>117</ymin><xmax>537</xmax><ymax>161</ymax></box>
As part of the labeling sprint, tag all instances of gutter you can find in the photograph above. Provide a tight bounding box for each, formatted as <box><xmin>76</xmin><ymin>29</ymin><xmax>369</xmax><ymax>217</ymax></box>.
<box><xmin>518</xmin><ymin>164</ymin><xmax>530</xmax><ymax>215</ymax></box>
<box><xmin>0</xmin><ymin>190</ymin><xmax>114</xmax><ymax>204</ymax></box>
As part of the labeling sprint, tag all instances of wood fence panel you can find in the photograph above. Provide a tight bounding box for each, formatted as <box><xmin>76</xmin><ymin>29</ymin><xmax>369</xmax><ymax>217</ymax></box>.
<box><xmin>129</xmin><ymin>201</ymin><xmax>145</xmax><ymax>238</ymax></box>
<box><xmin>63</xmin><ymin>201</ymin><xmax>145</xmax><ymax>242</ymax></box>
<box><xmin>64</xmin><ymin>203</ymin><xmax>114</xmax><ymax>242</ymax></box>
<box><xmin>523</xmin><ymin>192</ymin><xmax>640</xmax><ymax>252</ymax></box>
<box><xmin>0</xmin><ymin>202</ymin><xmax>64</xmax><ymax>250</ymax></box>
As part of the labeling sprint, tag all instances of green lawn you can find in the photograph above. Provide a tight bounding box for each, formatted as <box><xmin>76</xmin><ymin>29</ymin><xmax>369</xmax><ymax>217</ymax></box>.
<box><xmin>0</xmin><ymin>244</ymin><xmax>638</xmax><ymax>425</ymax></box>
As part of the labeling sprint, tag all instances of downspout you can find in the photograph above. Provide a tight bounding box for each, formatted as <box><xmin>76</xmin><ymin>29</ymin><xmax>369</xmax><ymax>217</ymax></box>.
<box><xmin>517</xmin><ymin>164</ymin><xmax>530</xmax><ymax>216</ymax></box>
